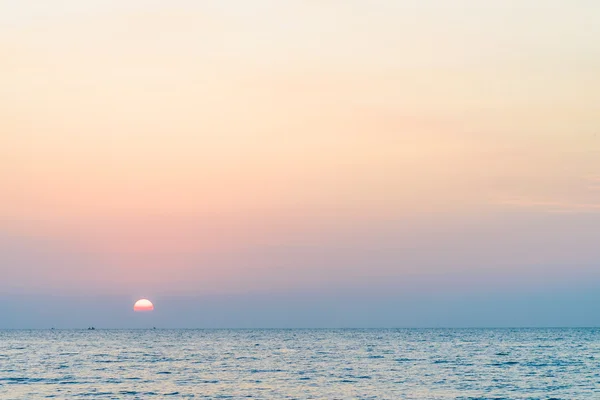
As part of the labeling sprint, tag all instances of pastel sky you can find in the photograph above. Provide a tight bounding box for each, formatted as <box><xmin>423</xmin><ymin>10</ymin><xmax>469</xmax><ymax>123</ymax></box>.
<box><xmin>1</xmin><ymin>1</ymin><xmax>599</xmax><ymax>327</ymax></box>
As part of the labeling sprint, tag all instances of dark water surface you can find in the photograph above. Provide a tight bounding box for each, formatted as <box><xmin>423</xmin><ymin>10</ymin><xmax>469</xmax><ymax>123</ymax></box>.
<box><xmin>1</xmin><ymin>329</ymin><xmax>599</xmax><ymax>399</ymax></box>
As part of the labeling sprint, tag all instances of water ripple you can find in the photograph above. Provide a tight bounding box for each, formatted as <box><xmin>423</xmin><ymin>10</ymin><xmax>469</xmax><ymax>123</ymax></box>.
<box><xmin>0</xmin><ymin>329</ymin><xmax>599</xmax><ymax>399</ymax></box>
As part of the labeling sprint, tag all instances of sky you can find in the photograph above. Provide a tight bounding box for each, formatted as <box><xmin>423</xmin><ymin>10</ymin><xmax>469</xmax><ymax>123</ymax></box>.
<box><xmin>1</xmin><ymin>0</ymin><xmax>599</xmax><ymax>328</ymax></box>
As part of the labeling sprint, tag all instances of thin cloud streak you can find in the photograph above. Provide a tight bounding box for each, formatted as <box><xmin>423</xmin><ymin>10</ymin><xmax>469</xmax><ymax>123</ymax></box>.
<box><xmin>498</xmin><ymin>198</ymin><xmax>600</xmax><ymax>214</ymax></box>
<box><xmin>497</xmin><ymin>175</ymin><xmax>600</xmax><ymax>213</ymax></box>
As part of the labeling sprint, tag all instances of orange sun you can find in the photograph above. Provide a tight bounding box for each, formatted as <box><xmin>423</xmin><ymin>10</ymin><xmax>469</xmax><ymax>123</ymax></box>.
<box><xmin>133</xmin><ymin>299</ymin><xmax>154</xmax><ymax>312</ymax></box>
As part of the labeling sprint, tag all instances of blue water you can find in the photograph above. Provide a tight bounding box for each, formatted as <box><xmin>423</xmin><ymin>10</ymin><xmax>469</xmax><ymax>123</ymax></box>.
<box><xmin>1</xmin><ymin>329</ymin><xmax>599</xmax><ymax>399</ymax></box>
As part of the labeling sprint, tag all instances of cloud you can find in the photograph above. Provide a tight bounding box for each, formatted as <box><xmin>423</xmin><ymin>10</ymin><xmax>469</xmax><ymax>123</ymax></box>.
<box><xmin>497</xmin><ymin>176</ymin><xmax>600</xmax><ymax>213</ymax></box>
<box><xmin>498</xmin><ymin>198</ymin><xmax>600</xmax><ymax>213</ymax></box>
<box><xmin>587</xmin><ymin>176</ymin><xmax>600</xmax><ymax>191</ymax></box>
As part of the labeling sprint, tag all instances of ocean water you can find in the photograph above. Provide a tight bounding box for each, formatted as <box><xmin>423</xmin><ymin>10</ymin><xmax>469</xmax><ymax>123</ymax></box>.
<box><xmin>0</xmin><ymin>329</ymin><xmax>599</xmax><ymax>399</ymax></box>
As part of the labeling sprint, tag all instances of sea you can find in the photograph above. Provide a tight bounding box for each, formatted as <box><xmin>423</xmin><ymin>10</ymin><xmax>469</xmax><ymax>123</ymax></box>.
<box><xmin>0</xmin><ymin>329</ymin><xmax>598</xmax><ymax>399</ymax></box>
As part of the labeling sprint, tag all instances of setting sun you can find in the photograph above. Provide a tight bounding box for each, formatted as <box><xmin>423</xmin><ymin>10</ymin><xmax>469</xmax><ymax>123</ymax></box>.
<box><xmin>133</xmin><ymin>299</ymin><xmax>154</xmax><ymax>312</ymax></box>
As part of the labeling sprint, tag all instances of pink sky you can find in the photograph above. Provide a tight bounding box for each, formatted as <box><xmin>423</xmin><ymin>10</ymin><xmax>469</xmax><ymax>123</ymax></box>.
<box><xmin>1</xmin><ymin>1</ymin><xmax>599</xmax><ymax>303</ymax></box>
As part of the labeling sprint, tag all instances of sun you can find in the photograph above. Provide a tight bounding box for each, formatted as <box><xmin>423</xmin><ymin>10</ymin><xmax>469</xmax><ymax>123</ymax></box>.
<box><xmin>133</xmin><ymin>298</ymin><xmax>154</xmax><ymax>312</ymax></box>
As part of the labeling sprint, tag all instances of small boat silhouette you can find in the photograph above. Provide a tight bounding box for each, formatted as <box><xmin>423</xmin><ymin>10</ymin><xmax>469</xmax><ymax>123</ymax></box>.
<box><xmin>88</xmin><ymin>327</ymin><xmax>95</xmax><ymax>330</ymax></box>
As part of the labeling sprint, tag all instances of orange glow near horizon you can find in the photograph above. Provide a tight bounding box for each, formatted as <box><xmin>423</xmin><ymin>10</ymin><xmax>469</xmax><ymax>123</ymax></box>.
<box><xmin>133</xmin><ymin>299</ymin><xmax>154</xmax><ymax>312</ymax></box>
